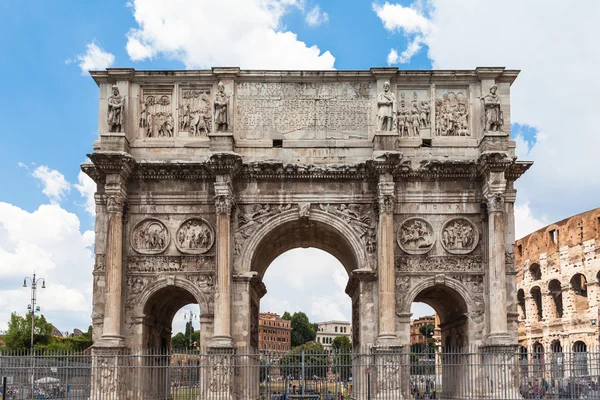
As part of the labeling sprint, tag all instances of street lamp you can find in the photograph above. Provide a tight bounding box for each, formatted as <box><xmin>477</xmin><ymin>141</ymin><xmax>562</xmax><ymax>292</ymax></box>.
<box><xmin>23</xmin><ymin>272</ymin><xmax>45</xmax><ymax>399</ymax></box>
<box><xmin>184</xmin><ymin>311</ymin><xmax>197</xmax><ymax>350</ymax></box>
<box><xmin>23</xmin><ymin>273</ymin><xmax>46</xmax><ymax>349</ymax></box>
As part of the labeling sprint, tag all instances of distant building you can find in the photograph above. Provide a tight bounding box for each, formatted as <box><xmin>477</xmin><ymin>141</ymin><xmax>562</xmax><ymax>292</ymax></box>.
<box><xmin>259</xmin><ymin>312</ymin><xmax>292</xmax><ymax>352</ymax></box>
<box><xmin>73</xmin><ymin>328</ymin><xmax>84</xmax><ymax>337</ymax></box>
<box><xmin>410</xmin><ymin>315</ymin><xmax>441</xmax><ymax>346</ymax></box>
<box><xmin>316</xmin><ymin>321</ymin><xmax>352</xmax><ymax>351</ymax></box>
<box><xmin>51</xmin><ymin>325</ymin><xmax>63</xmax><ymax>337</ymax></box>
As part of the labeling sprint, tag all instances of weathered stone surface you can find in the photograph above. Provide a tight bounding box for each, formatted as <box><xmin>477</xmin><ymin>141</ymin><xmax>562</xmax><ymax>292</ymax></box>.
<box><xmin>85</xmin><ymin>67</ymin><xmax>529</xmax><ymax>359</ymax></box>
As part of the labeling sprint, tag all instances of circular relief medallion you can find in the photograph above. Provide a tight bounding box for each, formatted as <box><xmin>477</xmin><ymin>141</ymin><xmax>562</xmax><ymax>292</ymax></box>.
<box><xmin>397</xmin><ymin>218</ymin><xmax>435</xmax><ymax>255</ymax></box>
<box><xmin>175</xmin><ymin>218</ymin><xmax>215</xmax><ymax>254</ymax></box>
<box><xmin>131</xmin><ymin>219</ymin><xmax>170</xmax><ymax>254</ymax></box>
<box><xmin>440</xmin><ymin>217</ymin><xmax>479</xmax><ymax>255</ymax></box>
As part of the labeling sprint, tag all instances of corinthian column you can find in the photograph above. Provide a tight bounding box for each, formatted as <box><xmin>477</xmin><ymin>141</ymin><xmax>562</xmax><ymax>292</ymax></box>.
<box><xmin>377</xmin><ymin>173</ymin><xmax>397</xmax><ymax>343</ymax></box>
<box><xmin>212</xmin><ymin>175</ymin><xmax>235</xmax><ymax>347</ymax></box>
<box><xmin>102</xmin><ymin>189</ymin><xmax>126</xmax><ymax>345</ymax></box>
<box><xmin>485</xmin><ymin>190</ymin><xmax>510</xmax><ymax>343</ymax></box>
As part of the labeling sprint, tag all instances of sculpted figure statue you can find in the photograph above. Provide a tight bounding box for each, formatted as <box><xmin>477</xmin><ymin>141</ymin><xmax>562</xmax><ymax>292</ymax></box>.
<box><xmin>214</xmin><ymin>81</ymin><xmax>230</xmax><ymax>132</ymax></box>
<box><xmin>481</xmin><ymin>85</ymin><xmax>503</xmax><ymax>132</ymax></box>
<box><xmin>377</xmin><ymin>82</ymin><xmax>396</xmax><ymax>132</ymax></box>
<box><xmin>107</xmin><ymin>85</ymin><xmax>125</xmax><ymax>132</ymax></box>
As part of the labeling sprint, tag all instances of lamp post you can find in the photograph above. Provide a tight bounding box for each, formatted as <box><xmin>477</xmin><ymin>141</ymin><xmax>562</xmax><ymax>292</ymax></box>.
<box><xmin>23</xmin><ymin>272</ymin><xmax>45</xmax><ymax>398</ymax></box>
<box><xmin>184</xmin><ymin>311</ymin><xmax>197</xmax><ymax>350</ymax></box>
<box><xmin>23</xmin><ymin>273</ymin><xmax>46</xmax><ymax>349</ymax></box>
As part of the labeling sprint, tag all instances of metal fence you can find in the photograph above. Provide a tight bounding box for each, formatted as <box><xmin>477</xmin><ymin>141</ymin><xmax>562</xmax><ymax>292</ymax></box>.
<box><xmin>1</xmin><ymin>346</ymin><xmax>600</xmax><ymax>399</ymax></box>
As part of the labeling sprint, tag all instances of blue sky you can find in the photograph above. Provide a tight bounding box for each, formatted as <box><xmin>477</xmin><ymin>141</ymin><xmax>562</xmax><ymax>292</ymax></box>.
<box><xmin>0</xmin><ymin>0</ymin><xmax>598</xmax><ymax>335</ymax></box>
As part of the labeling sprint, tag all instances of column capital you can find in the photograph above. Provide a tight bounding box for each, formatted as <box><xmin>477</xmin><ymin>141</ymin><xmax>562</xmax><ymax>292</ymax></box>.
<box><xmin>106</xmin><ymin>192</ymin><xmax>126</xmax><ymax>215</ymax></box>
<box><xmin>484</xmin><ymin>192</ymin><xmax>505</xmax><ymax>213</ymax></box>
<box><xmin>377</xmin><ymin>174</ymin><xmax>395</xmax><ymax>213</ymax></box>
<box><xmin>214</xmin><ymin>174</ymin><xmax>235</xmax><ymax>215</ymax></box>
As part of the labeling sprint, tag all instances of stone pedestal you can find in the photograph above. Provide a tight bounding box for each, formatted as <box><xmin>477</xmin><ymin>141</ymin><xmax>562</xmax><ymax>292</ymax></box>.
<box><xmin>90</xmin><ymin>347</ymin><xmax>128</xmax><ymax>400</ymax></box>
<box><xmin>372</xmin><ymin>346</ymin><xmax>404</xmax><ymax>400</ymax></box>
<box><xmin>205</xmin><ymin>346</ymin><xmax>235</xmax><ymax>400</ymax></box>
<box><xmin>479</xmin><ymin>345</ymin><xmax>520</xmax><ymax>399</ymax></box>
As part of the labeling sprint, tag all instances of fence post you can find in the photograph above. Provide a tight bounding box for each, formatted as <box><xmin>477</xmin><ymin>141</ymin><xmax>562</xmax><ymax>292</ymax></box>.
<box><xmin>302</xmin><ymin>350</ymin><xmax>305</xmax><ymax>397</ymax></box>
<box><xmin>2</xmin><ymin>376</ymin><xmax>6</xmax><ymax>400</ymax></box>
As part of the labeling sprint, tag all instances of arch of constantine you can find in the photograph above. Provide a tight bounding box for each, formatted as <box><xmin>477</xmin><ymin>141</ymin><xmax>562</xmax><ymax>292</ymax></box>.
<box><xmin>83</xmin><ymin>67</ymin><xmax>531</xmax><ymax>398</ymax></box>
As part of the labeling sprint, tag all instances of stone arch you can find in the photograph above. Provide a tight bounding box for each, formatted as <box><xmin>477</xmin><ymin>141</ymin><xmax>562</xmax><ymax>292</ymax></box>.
<box><xmin>517</xmin><ymin>289</ymin><xmax>527</xmax><ymax>320</ymax></box>
<box><xmin>548</xmin><ymin>279</ymin><xmax>563</xmax><ymax>318</ymax></box>
<box><xmin>135</xmin><ymin>276</ymin><xmax>213</xmax><ymax>349</ymax></box>
<box><xmin>530</xmin><ymin>286</ymin><xmax>543</xmax><ymax>321</ymax></box>
<box><xmin>529</xmin><ymin>263</ymin><xmax>542</xmax><ymax>281</ymax></box>
<box><xmin>570</xmin><ymin>273</ymin><xmax>589</xmax><ymax>311</ymax></box>
<box><xmin>239</xmin><ymin>208</ymin><xmax>369</xmax><ymax>276</ymax></box>
<box><xmin>402</xmin><ymin>276</ymin><xmax>474</xmax><ymax>348</ymax></box>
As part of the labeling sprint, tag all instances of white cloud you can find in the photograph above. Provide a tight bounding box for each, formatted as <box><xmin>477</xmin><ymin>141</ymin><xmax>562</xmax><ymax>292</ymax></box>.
<box><xmin>375</xmin><ymin>0</ymin><xmax>600</xmax><ymax>224</ymax></box>
<box><xmin>68</xmin><ymin>41</ymin><xmax>115</xmax><ymax>74</ymax></box>
<box><xmin>305</xmin><ymin>5</ymin><xmax>329</xmax><ymax>27</ymax></box>
<box><xmin>125</xmin><ymin>0</ymin><xmax>335</xmax><ymax>69</ymax></box>
<box><xmin>0</xmin><ymin>202</ymin><xmax>94</xmax><ymax>332</ymax></box>
<box><xmin>373</xmin><ymin>2</ymin><xmax>431</xmax><ymax>34</ymax></box>
<box><xmin>514</xmin><ymin>203</ymin><xmax>549</xmax><ymax>240</ymax></box>
<box><xmin>31</xmin><ymin>166</ymin><xmax>71</xmax><ymax>204</ymax></box>
<box><xmin>74</xmin><ymin>171</ymin><xmax>97</xmax><ymax>216</ymax></box>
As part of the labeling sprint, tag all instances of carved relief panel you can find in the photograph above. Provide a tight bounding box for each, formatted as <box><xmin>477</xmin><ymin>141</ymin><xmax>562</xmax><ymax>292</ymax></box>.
<box><xmin>397</xmin><ymin>218</ymin><xmax>435</xmax><ymax>255</ymax></box>
<box><xmin>440</xmin><ymin>217</ymin><xmax>479</xmax><ymax>254</ymax></box>
<box><xmin>131</xmin><ymin>219</ymin><xmax>170</xmax><ymax>254</ymax></box>
<box><xmin>139</xmin><ymin>87</ymin><xmax>174</xmax><ymax>138</ymax></box>
<box><xmin>179</xmin><ymin>86</ymin><xmax>212</xmax><ymax>137</ymax></box>
<box><xmin>434</xmin><ymin>88</ymin><xmax>470</xmax><ymax>136</ymax></box>
<box><xmin>397</xmin><ymin>88</ymin><xmax>431</xmax><ymax>137</ymax></box>
<box><xmin>175</xmin><ymin>218</ymin><xmax>215</xmax><ymax>254</ymax></box>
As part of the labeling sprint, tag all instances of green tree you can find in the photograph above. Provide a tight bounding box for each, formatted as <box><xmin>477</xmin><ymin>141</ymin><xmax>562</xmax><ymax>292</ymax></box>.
<box><xmin>279</xmin><ymin>341</ymin><xmax>327</xmax><ymax>379</ymax></box>
<box><xmin>290</xmin><ymin>312</ymin><xmax>316</xmax><ymax>347</ymax></box>
<box><xmin>281</xmin><ymin>311</ymin><xmax>292</xmax><ymax>321</ymax></box>
<box><xmin>4</xmin><ymin>312</ymin><xmax>53</xmax><ymax>350</ymax></box>
<box><xmin>172</xmin><ymin>332</ymin><xmax>187</xmax><ymax>349</ymax></box>
<box><xmin>419</xmin><ymin>324</ymin><xmax>435</xmax><ymax>341</ymax></box>
<box><xmin>331</xmin><ymin>336</ymin><xmax>352</xmax><ymax>353</ymax></box>
<box><xmin>171</xmin><ymin>321</ymin><xmax>201</xmax><ymax>349</ymax></box>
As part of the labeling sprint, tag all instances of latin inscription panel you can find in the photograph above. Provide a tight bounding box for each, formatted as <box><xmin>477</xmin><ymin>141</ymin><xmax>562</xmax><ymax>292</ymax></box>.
<box><xmin>236</xmin><ymin>82</ymin><xmax>375</xmax><ymax>140</ymax></box>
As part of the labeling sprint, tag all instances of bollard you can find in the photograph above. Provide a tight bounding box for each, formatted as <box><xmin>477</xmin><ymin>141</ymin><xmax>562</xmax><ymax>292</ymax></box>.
<box><xmin>2</xmin><ymin>376</ymin><xmax>6</xmax><ymax>400</ymax></box>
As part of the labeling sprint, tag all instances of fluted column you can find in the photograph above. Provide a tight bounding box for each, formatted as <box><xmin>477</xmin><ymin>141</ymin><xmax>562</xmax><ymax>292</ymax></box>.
<box><xmin>485</xmin><ymin>190</ymin><xmax>510</xmax><ymax>343</ymax></box>
<box><xmin>212</xmin><ymin>175</ymin><xmax>235</xmax><ymax>347</ymax></box>
<box><xmin>102</xmin><ymin>189</ymin><xmax>126</xmax><ymax>345</ymax></box>
<box><xmin>377</xmin><ymin>173</ymin><xmax>397</xmax><ymax>343</ymax></box>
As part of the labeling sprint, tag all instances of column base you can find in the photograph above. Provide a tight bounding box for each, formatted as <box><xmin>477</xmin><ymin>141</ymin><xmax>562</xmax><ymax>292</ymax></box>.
<box><xmin>210</xmin><ymin>335</ymin><xmax>234</xmax><ymax>348</ymax></box>
<box><xmin>376</xmin><ymin>333</ymin><xmax>399</xmax><ymax>346</ymax></box>
<box><xmin>98</xmin><ymin>334</ymin><xmax>126</xmax><ymax>348</ymax></box>
<box><xmin>485</xmin><ymin>332</ymin><xmax>512</xmax><ymax>345</ymax></box>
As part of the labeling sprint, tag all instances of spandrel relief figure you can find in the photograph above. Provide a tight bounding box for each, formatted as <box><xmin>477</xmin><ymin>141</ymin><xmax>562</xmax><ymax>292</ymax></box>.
<box><xmin>139</xmin><ymin>94</ymin><xmax>174</xmax><ymax>138</ymax></box>
<box><xmin>107</xmin><ymin>85</ymin><xmax>125</xmax><ymax>132</ymax></box>
<box><xmin>397</xmin><ymin>218</ymin><xmax>435</xmax><ymax>255</ymax></box>
<box><xmin>214</xmin><ymin>82</ymin><xmax>230</xmax><ymax>132</ymax></box>
<box><xmin>180</xmin><ymin>90</ymin><xmax>212</xmax><ymax>137</ymax></box>
<box><xmin>377</xmin><ymin>82</ymin><xmax>396</xmax><ymax>132</ymax></box>
<box><xmin>480</xmin><ymin>84</ymin><xmax>504</xmax><ymax>132</ymax></box>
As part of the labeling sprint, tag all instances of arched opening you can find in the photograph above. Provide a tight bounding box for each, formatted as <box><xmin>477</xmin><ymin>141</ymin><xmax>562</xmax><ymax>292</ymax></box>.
<box><xmin>532</xmin><ymin>341</ymin><xmax>545</xmax><ymax>378</ymax></box>
<box><xmin>548</xmin><ymin>280</ymin><xmax>563</xmax><ymax>318</ymax></box>
<box><xmin>570</xmin><ymin>273</ymin><xmax>589</xmax><ymax>311</ymax></box>
<box><xmin>550</xmin><ymin>340</ymin><xmax>564</xmax><ymax>380</ymax></box>
<box><xmin>517</xmin><ymin>289</ymin><xmax>527</xmax><ymax>320</ymax></box>
<box><xmin>572</xmin><ymin>341</ymin><xmax>588</xmax><ymax>376</ymax></box>
<box><xmin>518</xmin><ymin>346</ymin><xmax>528</xmax><ymax>381</ymax></box>
<box><xmin>529</xmin><ymin>263</ymin><xmax>542</xmax><ymax>281</ymax></box>
<box><xmin>530</xmin><ymin>286</ymin><xmax>543</xmax><ymax>321</ymax></box>
<box><xmin>407</xmin><ymin>283</ymin><xmax>470</xmax><ymax>398</ymax></box>
<box><xmin>244</xmin><ymin>214</ymin><xmax>367</xmax><ymax>399</ymax></box>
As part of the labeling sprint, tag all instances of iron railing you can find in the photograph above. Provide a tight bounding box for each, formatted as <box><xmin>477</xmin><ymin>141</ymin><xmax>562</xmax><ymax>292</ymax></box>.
<box><xmin>0</xmin><ymin>346</ymin><xmax>599</xmax><ymax>399</ymax></box>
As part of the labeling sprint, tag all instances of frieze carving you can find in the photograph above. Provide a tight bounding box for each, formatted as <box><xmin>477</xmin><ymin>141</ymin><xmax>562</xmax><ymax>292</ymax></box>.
<box><xmin>440</xmin><ymin>218</ymin><xmax>479</xmax><ymax>254</ymax></box>
<box><xmin>395</xmin><ymin>255</ymin><xmax>483</xmax><ymax>273</ymax></box>
<box><xmin>128</xmin><ymin>276</ymin><xmax>148</xmax><ymax>295</ymax></box>
<box><xmin>234</xmin><ymin>204</ymin><xmax>293</xmax><ymax>256</ymax></box>
<box><xmin>377</xmin><ymin>82</ymin><xmax>396</xmax><ymax>132</ymax></box>
<box><xmin>208</xmin><ymin>355</ymin><xmax>232</xmax><ymax>394</ymax></box>
<box><xmin>397</xmin><ymin>218</ymin><xmax>435</xmax><ymax>255</ymax></box>
<box><xmin>397</xmin><ymin>90</ymin><xmax>430</xmax><ymax>137</ymax></box>
<box><xmin>236</xmin><ymin>82</ymin><xmax>373</xmax><ymax>139</ymax></box>
<box><xmin>480</xmin><ymin>85</ymin><xmax>504</xmax><ymax>132</ymax></box>
<box><xmin>377</xmin><ymin>355</ymin><xmax>401</xmax><ymax>392</ymax></box>
<box><xmin>319</xmin><ymin>203</ymin><xmax>377</xmax><ymax>254</ymax></box>
<box><xmin>180</xmin><ymin>88</ymin><xmax>212</xmax><ymax>136</ymax></box>
<box><xmin>176</xmin><ymin>218</ymin><xmax>215</xmax><ymax>254</ymax></box>
<box><xmin>130</xmin><ymin>218</ymin><xmax>170</xmax><ymax>255</ymax></box>
<box><xmin>139</xmin><ymin>90</ymin><xmax>174</xmax><ymax>138</ymax></box>
<box><xmin>185</xmin><ymin>274</ymin><xmax>214</xmax><ymax>290</ymax></box>
<box><xmin>107</xmin><ymin>85</ymin><xmax>124</xmax><ymax>132</ymax></box>
<box><xmin>450</xmin><ymin>274</ymin><xmax>484</xmax><ymax>303</ymax></box>
<box><xmin>214</xmin><ymin>82</ymin><xmax>230</xmax><ymax>132</ymax></box>
<box><xmin>94</xmin><ymin>255</ymin><xmax>105</xmax><ymax>273</ymax></box>
<box><xmin>127</xmin><ymin>256</ymin><xmax>213</xmax><ymax>273</ymax></box>
<box><xmin>435</xmin><ymin>88</ymin><xmax>469</xmax><ymax>136</ymax></box>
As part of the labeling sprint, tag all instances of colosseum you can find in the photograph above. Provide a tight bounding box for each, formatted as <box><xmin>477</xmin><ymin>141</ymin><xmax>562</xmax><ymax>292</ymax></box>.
<box><xmin>516</xmin><ymin>207</ymin><xmax>600</xmax><ymax>359</ymax></box>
